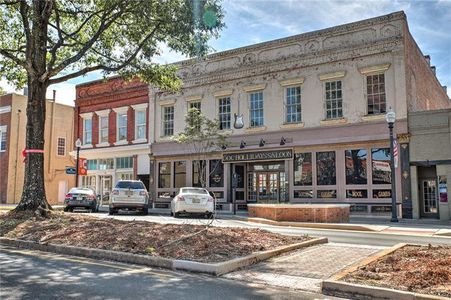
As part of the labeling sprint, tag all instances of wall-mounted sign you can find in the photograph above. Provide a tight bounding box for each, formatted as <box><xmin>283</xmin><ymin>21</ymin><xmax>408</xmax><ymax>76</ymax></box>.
<box><xmin>65</xmin><ymin>167</ymin><xmax>76</xmax><ymax>175</ymax></box>
<box><xmin>372</xmin><ymin>189</ymin><xmax>391</xmax><ymax>199</ymax></box>
<box><xmin>346</xmin><ymin>189</ymin><xmax>368</xmax><ymax>199</ymax></box>
<box><xmin>439</xmin><ymin>175</ymin><xmax>448</xmax><ymax>203</ymax></box>
<box><xmin>317</xmin><ymin>190</ymin><xmax>337</xmax><ymax>199</ymax></box>
<box><xmin>223</xmin><ymin>149</ymin><xmax>292</xmax><ymax>163</ymax></box>
<box><xmin>294</xmin><ymin>190</ymin><xmax>313</xmax><ymax>198</ymax></box>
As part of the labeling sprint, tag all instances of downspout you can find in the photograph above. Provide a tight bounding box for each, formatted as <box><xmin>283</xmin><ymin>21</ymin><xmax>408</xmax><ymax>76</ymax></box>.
<box><xmin>13</xmin><ymin>109</ymin><xmax>21</xmax><ymax>203</ymax></box>
<box><xmin>47</xmin><ymin>90</ymin><xmax>56</xmax><ymax>180</ymax></box>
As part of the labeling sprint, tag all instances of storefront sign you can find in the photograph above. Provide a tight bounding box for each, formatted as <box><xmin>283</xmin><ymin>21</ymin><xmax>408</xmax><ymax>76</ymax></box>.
<box><xmin>317</xmin><ymin>190</ymin><xmax>337</xmax><ymax>199</ymax></box>
<box><xmin>439</xmin><ymin>176</ymin><xmax>448</xmax><ymax>203</ymax></box>
<box><xmin>346</xmin><ymin>189</ymin><xmax>368</xmax><ymax>199</ymax></box>
<box><xmin>223</xmin><ymin>149</ymin><xmax>292</xmax><ymax>163</ymax></box>
<box><xmin>372</xmin><ymin>189</ymin><xmax>391</xmax><ymax>198</ymax></box>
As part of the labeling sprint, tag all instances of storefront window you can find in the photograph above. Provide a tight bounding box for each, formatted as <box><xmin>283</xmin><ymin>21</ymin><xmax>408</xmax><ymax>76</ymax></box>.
<box><xmin>81</xmin><ymin>175</ymin><xmax>96</xmax><ymax>190</ymax></box>
<box><xmin>235</xmin><ymin>165</ymin><xmax>245</xmax><ymax>189</ymax></box>
<box><xmin>294</xmin><ymin>153</ymin><xmax>312</xmax><ymax>186</ymax></box>
<box><xmin>174</xmin><ymin>161</ymin><xmax>186</xmax><ymax>188</ymax></box>
<box><xmin>98</xmin><ymin>158</ymin><xmax>114</xmax><ymax>170</ymax></box>
<box><xmin>371</xmin><ymin>148</ymin><xmax>391</xmax><ymax>184</ymax></box>
<box><xmin>118</xmin><ymin>173</ymin><xmax>133</xmax><ymax>180</ymax></box>
<box><xmin>87</xmin><ymin>159</ymin><xmax>97</xmax><ymax>170</ymax></box>
<box><xmin>317</xmin><ymin>190</ymin><xmax>337</xmax><ymax>198</ymax></box>
<box><xmin>116</xmin><ymin>157</ymin><xmax>133</xmax><ymax>169</ymax></box>
<box><xmin>345</xmin><ymin>149</ymin><xmax>367</xmax><ymax>184</ymax></box>
<box><xmin>192</xmin><ymin>160</ymin><xmax>206</xmax><ymax>187</ymax></box>
<box><xmin>346</xmin><ymin>189</ymin><xmax>368</xmax><ymax>199</ymax></box>
<box><xmin>209</xmin><ymin>159</ymin><xmax>224</xmax><ymax>187</ymax></box>
<box><xmin>316</xmin><ymin>151</ymin><xmax>336</xmax><ymax>185</ymax></box>
<box><xmin>158</xmin><ymin>162</ymin><xmax>171</xmax><ymax>188</ymax></box>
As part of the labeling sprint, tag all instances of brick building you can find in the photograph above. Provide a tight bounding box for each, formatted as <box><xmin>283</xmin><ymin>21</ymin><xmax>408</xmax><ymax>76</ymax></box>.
<box><xmin>0</xmin><ymin>93</ymin><xmax>75</xmax><ymax>204</ymax></box>
<box><xmin>74</xmin><ymin>77</ymin><xmax>150</xmax><ymax>203</ymax></box>
<box><xmin>148</xmin><ymin>11</ymin><xmax>450</xmax><ymax>218</ymax></box>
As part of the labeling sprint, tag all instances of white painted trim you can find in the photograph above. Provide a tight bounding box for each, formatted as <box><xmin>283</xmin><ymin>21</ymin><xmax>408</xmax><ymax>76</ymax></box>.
<box><xmin>359</xmin><ymin>63</ymin><xmax>391</xmax><ymax>75</ymax></box>
<box><xmin>185</xmin><ymin>95</ymin><xmax>202</xmax><ymax>102</ymax></box>
<box><xmin>320</xmin><ymin>118</ymin><xmax>348</xmax><ymax>126</ymax></box>
<box><xmin>134</xmin><ymin>109</ymin><xmax>147</xmax><ymax>140</ymax></box>
<box><xmin>131</xmin><ymin>103</ymin><xmax>148</xmax><ymax>110</ymax></box>
<box><xmin>0</xmin><ymin>106</ymin><xmax>11</xmax><ymax>114</ymax></box>
<box><xmin>116</xmin><ymin>111</ymin><xmax>128</xmax><ymax>143</ymax></box>
<box><xmin>79</xmin><ymin>143</ymin><xmax>150</xmax><ymax>159</ymax></box>
<box><xmin>114</xmin><ymin>140</ymin><xmax>128</xmax><ymax>146</ymax></box>
<box><xmin>98</xmin><ymin>115</ymin><xmax>109</xmax><ymax>145</ymax></box>
<box><xmin>81</xmin><ymin>144</ymin><xmax>93</xmax><ymax>149</ymax></box>
<box><xmin>113</xmin><ymin>106</ymin><xmax>129</xmax><ymax>114</ymax></box>
<box><xmin>245</xmin><ymin>126</ymin><xmax>267</xmax><ymax>133</ymax></box>
<box><xmin>213</xmin><ymin>89</ymin><xmax>233</xmax><ymax>97</ymax></box>
<box><xmin>95</xmin><ymin>142</ymin><xmax>110</xmax><ymax>148</ymax></box>
<box><xmin>132</xmin><ymin>138</ymin><xmax>147</xmax><ymax>144</ymax></box>
<box><xmin>279</xmin><ymin>77</ymin><xmax>305</xmax><ymax>87</ymax></box>
<box><xmin>280</xmin><ymin>122</ymin><xmax>305</xmax><ymax>129</ymax></box>
<box><xmin>159</xmin><ymin>99</ymin><xmax>176</xmax><ymax>106</ymax></box>
<box><xmin>243</xmin><ymin>84</ymin><xmax>266</xmax><ymax>92</ymax></box>
<box><xmin>79</xmin><ymin>112</ymin><xmax>93</xmax><ymax>118</ymax></box>
<box><xmin>95</xmin><ymin>109</ymin><xmax>110</xmax><ymax>117</ymax></box>
<box><xmin>0</xmin><ymin>125</ymin><xmax>7</xmax><ymax>152</ymax></box>
<box><xmin>318</xmin><ymin>71</ymin><xmax>346</xmax><ymax>81</ymax></box>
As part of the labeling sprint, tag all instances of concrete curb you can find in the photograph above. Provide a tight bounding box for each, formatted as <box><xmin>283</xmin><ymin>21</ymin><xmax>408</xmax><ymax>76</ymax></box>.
<box><xmin>322</xmin><ymin>243</ymin><xmax>448</xmax><ymax>300</ymax></box>
<box><xmin>241</xmin><ymin>216</ymin><xmax>383</xmax><ymax>232</ymax></box>
<box><xmin>0</xmin><ymin>236</ymin><xmax>327</xmax><ymax>276</ymax></box>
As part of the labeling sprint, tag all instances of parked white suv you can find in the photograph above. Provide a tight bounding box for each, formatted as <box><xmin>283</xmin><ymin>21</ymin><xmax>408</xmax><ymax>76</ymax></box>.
<box><xmin>109</xmin><ymin>180</ymin><xmax>149</xmax><ymax>215</ymax></box>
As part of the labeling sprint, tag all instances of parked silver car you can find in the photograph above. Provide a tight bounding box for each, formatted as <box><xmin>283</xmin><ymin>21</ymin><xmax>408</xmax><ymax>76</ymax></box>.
<box><xmin>64</xmin><ymin>187</ymin><xmax>99</xmax><ymax>212</ymax></box>
<box><xmin>109</xmin><ymin>180</ymin><xmax>149</xmax><ymax>215</ymax></box>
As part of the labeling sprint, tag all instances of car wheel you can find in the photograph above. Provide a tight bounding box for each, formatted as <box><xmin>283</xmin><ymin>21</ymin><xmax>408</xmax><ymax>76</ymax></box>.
<box><xmin>206</xmin><ymin>212</ymin><xmax>213</xmax><ymax>219</ymax></box>
<box><xmin>174</xmin><ymin>212</ymin><xmax>180</xmax><ymax>218</ymax></box>
<box><xmin>108</xmin><ymin>208</ymin><xmax>115</xmax><ymax>215</ymax></box>
<box><xmin>170</xmin><ymin>211</ymin><xmax>173</xmax><ymax>216</ymax></box>
<box><xmin>142</xmin><ymin>206</ymin><xmax>148</xmax><ymax>215</ymax></box>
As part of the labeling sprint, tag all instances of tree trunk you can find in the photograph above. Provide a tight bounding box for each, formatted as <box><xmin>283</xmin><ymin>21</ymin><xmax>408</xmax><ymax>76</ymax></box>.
<box><xmin>14</xmin><ymin>0</ymin><xmax>53</xmax><ymax>212</ymax></box>
<box><xmin>15</xmin><ymin>77</ymin><xmax>51</xmax><ymax>211</ymax></box>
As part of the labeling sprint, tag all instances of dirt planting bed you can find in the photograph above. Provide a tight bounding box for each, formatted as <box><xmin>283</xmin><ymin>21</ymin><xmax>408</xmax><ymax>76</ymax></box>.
<box><xmin>343</xmin><ymin>245</ymin><xmax>451</xmax><ymax>298</ymax></box>
<box><xmin>0</xmin><ymin>211</ymin><xmax>309</xmax><ymax>263</ymax></box>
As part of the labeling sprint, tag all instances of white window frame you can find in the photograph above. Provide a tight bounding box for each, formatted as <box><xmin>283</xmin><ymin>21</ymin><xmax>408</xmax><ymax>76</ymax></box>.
<box><xmin>188</xmin><ymin>101</ymin><xmax>201</xmax><ymax>112</ymax></box>
<box><xmin>113</xmin><ymin>106</ymin><xmax>129</xmax><ymax>145</ymax></box>
<box><xmin>248</xmin><ymin>90</ymin><xmax>264</xmax><ymax>128</ymax></box>
<box><xmin>365</xmin><ymin>73</ymin><xmax>387</xmax><ymax>115</ymax></box>
<box><xmin>57</xmin><ymin>137</ymin><xmax>66</xmax><ymax>156</ymax></box>
<box><xmin>131</xmin><ymin>103</ymin><xmax>148</xmax><ymax>143</ymax></box>
<box><xmin>324</xmin><ymin>80</ymin><xmax>343</xmax><ymax>120</ymax></box>
<box><xmin>0</xmin><ymin>125</ymin><xmax>7</xmax><ymax>152</ymax></box>
<box><xmin>162</xmin><ymin>105</ymin><xmax>174</xmax><ymax>137</ymax></box>
<box><xmin>217</xmin><ymin>96</ymin><xmax>231</xmax><ymax>130</ymax></box>
<box><xmin>284</xmin><ymin>85</ymin><xmax>302</xmax><ymax>124</ymax></box>
<box><xmin>95</xmin><ymin>109</ymin><xmax>110</xmax><ymax>146</ymax></box>
<box><xmin>80</xmin><ymin>112</ymin><xmax>93</xmax><ymax>147</ymax></box>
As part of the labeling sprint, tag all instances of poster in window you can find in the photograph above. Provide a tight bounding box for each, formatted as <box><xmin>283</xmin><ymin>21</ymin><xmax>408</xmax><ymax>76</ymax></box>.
<box><xmin>439</xmin><ymin>176</ymin><xmax>448</xmax><ymax>203</ymax></box>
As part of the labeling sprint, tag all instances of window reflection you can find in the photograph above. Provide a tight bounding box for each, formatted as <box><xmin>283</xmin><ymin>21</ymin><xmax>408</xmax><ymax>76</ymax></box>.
<box><xmin>345</xmin><ymin>149</ymin><xmax>367</xmax><ymax>185</ymax></box>
<box><xmin>294</xmin><ymin>153</ymin><xmax>312</xmax><ymax>186</ymax></box>
<box><xmin>174</xmin><ymin>161</ymin><xmax>186</xmax><ymax>188</ymax></box>
<box><xmin>316</xmin><ymin>151</ymin><xmax>336</xmax><ymax>185</ymax></box>
<box><xmin>371</xmin><ymin>148</ymin><xmax>391</xmax><ymax>184</ymax></box>
<box><xmin>158</xmin><ymin>162</ymin><xmax>171</xmax><ymax>188</ymax></box>
<box><xmin>209</xmin><ymin>159</ymin><xmax>224</xmax><ymax>187</ymax></box>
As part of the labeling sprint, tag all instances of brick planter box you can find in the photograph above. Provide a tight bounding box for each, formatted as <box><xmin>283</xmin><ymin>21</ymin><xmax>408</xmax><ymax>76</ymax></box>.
<box><xmin>247</xmin><ymin>204</ymin><xmax>350</xmax><ymax>223</ymax></box>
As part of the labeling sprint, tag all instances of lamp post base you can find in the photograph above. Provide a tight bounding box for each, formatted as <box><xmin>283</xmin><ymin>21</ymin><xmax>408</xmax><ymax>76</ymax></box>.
<box><xmin>390</xmin><ymin>217</ymin><xmax>399</xmax><ymax>222</ymax></box>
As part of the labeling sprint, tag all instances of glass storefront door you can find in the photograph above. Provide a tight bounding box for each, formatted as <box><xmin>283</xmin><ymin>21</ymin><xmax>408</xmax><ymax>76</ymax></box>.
<box><xmin>99</xmin><ymin>175</ymin><xmax>112</xmax><ymax>205</ymax></box>
<box><xmin>257</xmin><ymin>172</ymin><xmax>279</xmax><ymax>202</ymax></box>
<box><xmin>247</xmin><ymin>163</ymin><xmax>286</xmax><ymax>203</ymax></box>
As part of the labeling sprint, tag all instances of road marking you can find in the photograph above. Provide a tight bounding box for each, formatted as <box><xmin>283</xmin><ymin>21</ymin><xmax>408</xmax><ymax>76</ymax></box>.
<box><xmin>0</xmin><ymin>246</ymin><xmax>175</xmax><ymax>279</ymax></box>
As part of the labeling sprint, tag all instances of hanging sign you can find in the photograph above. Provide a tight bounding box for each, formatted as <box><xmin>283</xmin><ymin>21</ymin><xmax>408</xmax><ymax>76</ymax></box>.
<box><xmin>78</xmin><ymin>158</ymin><xmax>87</xmax><ymax>176</ymax></box>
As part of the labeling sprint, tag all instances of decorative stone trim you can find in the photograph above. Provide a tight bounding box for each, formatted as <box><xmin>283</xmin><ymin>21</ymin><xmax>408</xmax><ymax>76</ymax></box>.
<box><xmin>185</xmin><ymin>95</ymin><xmax>202</xmax><ymax>101</ymax></box>
<box><xmin>0</xmin><ymin>105</ymin><xmax>11</xmax><ymax>114</ymax></box>
<box><xmin>114</xmin><ymin>140</ymin><xmax>128</xmax><ymax>146</ymax></box>
<box><xmin>279</xmin><ymin>77</ymin><xmax>305</xmax><ymax>87</ymax></box>
<box><xmin>361</xmin><ymin>114</ymin><xmax>385</xmax><ymax>122</ymax></box>
<box><xmin>95</xmin><ymin>142</ymin><xmax>110</xmax><ymax>148</ymax></box>
<box><xmin>243</xmin><ymin>84</ymin><xmax>266</xmax><ymax>92</ymax></box>
<box><xmin>213</xmin><ymin>89</ymin><xmax>234</xmax><ymax>97</ymax></box>
<box><xmin>397</xmin><ymin>134</ymin><xmax>410</xmax><ymax>143</ymax></box>
<box><xmin>158</xmin><ymin>99</ymin><xmax>176</xmax><ymax>106</ymax></box>
<box><xmin>359</xmin><ymin>63</ymin><xmax>391</xmax><ymax>75</ymax></box>
<box><xmin>79</xmin><ymin>112</ymin><xmax>93</xmax><ymax>118</ymax></box>
<box><xmin>112</xmin><ymin>106</ymin><xmax>129</xmax><ymax>114</ymax></box>
<box><xmin>131</xmin><ymin>103</ymin><xmax>148</xmax><ymax>110</ymax></box>
<box><xmin>245</xmin><ymin>126</ymin><xmax>267</xmax><ymax>133</ymax></box>
<box><xmin>320</xmin><ymin>118</ymin><xmax>348</xmax><ymax>126</ymax></box>
<box><xmin>319</xmin><ymin>71</ymin><xmax>346</xmax><ymax>81</ymax></box>
<box><xmin>95</xmin><ymin>109</ymin><xmax>110</xmax><ymax>117</ymax></box>
<box><xmin>280</xmin><ymin>122</ymin><xmax>305</xmax><ymax>129</ymax></box>
<box><xmin>132</xmin><ymin>138</ymin><xmax>147</xmax><ymax>144</ymax></box>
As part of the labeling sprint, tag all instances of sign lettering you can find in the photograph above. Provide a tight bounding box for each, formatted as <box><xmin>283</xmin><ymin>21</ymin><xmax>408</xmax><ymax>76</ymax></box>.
<box><xmin>223</xmin><ymin>149</ymin><xmax>292</xmax><ymax>163</ymax></box>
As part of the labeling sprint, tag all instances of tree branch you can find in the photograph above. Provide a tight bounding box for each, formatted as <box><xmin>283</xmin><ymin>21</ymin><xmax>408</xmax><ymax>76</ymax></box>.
<box><xmin>0</xmin><ymin>49</ymin><xmax>26</xmax><ymax>68</ymax></box>
<box><xmin>19</xmin><ymin>0</ymin><xmax>31</xmax><ymax>70</ymax></box>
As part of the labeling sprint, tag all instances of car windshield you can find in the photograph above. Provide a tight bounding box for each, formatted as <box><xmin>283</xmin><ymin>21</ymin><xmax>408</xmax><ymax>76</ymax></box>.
<box><xmin>181</xmin><ymin>188</ymin><xmax>208</xmax><ymax>195</ymax></box>
<box><xmin>115</xmin><ymin>181</ymin><xmax>145</xmax><ymax>189</ymax></box>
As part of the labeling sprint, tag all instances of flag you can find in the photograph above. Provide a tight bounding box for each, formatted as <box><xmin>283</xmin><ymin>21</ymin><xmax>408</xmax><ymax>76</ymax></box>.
<box><xmin>393</xmin><ymin>139</ymin><xmax>399</xmax><ymax>168</ymax></box>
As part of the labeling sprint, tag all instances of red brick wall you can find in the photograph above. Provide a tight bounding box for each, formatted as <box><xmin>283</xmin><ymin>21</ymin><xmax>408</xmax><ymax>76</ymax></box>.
<box><xmin>248</xmin><ymin>205</ymin><xmax>350</xmax><ymax>223</ymax></box>
<box><xmin>74</xmin><ymin>77</ymin><xmax>149</xmax><ymax>149</ymax></box>
<box><xmin>0</xmin><ymin>94</ymin><xmax>12</xmax><ymax>203</ymax></box>
<box><xmin>404</xmin><ymin>27</ymin><xmax>450</xmax><ymax>112</ymax></box>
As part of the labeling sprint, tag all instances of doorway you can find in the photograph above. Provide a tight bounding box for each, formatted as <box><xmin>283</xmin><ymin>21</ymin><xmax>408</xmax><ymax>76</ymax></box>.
<box><xmin>99</xmin><ymin>175</ymin><xmax>112</xmax><ymax>205</ymax></box>
<box><xmin>247</xmin><ymin>163</ymin><xmax>286</xmax><ymax>203</ymax></box>
<box><xmin>418</xmin><ymin>166</ymin><xmax>439</xmax><ymax>219</ymax></box>
<box><xmin>257</xmin><ymin>172</ymin><xmax>279</xmax><ymax>202</ymax></box>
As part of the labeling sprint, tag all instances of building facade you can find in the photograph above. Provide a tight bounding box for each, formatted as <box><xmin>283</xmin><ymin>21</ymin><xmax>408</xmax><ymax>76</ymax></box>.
<box><xmin>409</xmin><ymin>109</ymin><xmax>451</xmax><ymax>221</ymax></box>
<box><xmin>0</xmin><ymin>93</ymin><xmax>76</xmax><ymax>204</ymax></box>
<box><xmin>148</xmin><ymin>12</ymin><xmax>450</xmax><ymax>217</ymax></box>
<box><xmin>74</xmin><ymin>77</ymin><xmax>150</xmax><ymax>204</ymax></box>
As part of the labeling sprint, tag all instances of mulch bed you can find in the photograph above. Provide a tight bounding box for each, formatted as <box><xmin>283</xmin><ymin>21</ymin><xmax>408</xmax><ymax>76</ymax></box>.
<box><xmin>0</xmin><ymin>210</ymin><xmax>309</xmax><ymax>263</ymax></box>
<box><xmin>343</xmin><ymin>245</ymin><xmax>451</xmax><ymax>298</ymax></box>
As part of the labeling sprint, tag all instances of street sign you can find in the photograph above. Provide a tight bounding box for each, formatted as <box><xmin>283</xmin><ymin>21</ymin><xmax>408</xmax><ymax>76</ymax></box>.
<box><xmin>66</xmin><ymin>167</ymin><xmax>76</xmax><ymax>175</ymax></box>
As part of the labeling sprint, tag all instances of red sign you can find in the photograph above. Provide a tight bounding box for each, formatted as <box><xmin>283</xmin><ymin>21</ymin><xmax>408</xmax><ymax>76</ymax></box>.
<box><xmin>78</xmin><ymin>158</ymin><xmax>87</xmax><ymax>176</ymax></box>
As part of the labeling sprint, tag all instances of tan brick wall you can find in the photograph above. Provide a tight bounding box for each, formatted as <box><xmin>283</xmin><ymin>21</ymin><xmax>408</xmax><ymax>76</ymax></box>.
<box><xmin>248</xmin><ymin>205</ymin><xmax>350</xmax><ymax>223</ymax></box>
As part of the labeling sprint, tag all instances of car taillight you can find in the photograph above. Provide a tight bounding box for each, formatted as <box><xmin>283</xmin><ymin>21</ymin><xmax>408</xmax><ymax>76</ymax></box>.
<box><xmin>139</xmin><ymin>191</ymin><xmax>148</xmax><ymax>196</ymax></box>
<box><xmin>177</xmin><ymin>196</ymin><xmax>185</xmax><ymax>202</ymax></box>
<box><xmin>208</xmin><ymin>196</ymin><xmax>214</xmax><ymax>202</ymax></box>
<box><xmin>112</xmin><ymin>190</ymin><xmax>119</xmax><ymax>195</ymax></box>
<box><xmin>88</xmin><ymin>195</ymin><xmax>96</xmax><ymax>200</ymax></box>
<box><xmin>65</xmin><ymin>194</ymin><xmax>72</xmax><ymax>199</ymax></box>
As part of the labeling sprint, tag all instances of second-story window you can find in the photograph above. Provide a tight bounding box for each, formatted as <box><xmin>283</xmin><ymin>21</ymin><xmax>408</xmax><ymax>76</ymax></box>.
<box><xmin>135</xmin><ymin>110</ymin><xmax>146</xmax><ymax>140</ymax></box>
<box><xmin>99</xmin><ymin>116</ymin><xmax>109</xmax><ymax>143</ymax></box>
<box><xmin>0</xmin><ymin>125</ymin><xmax>7</xmax><ymax>151</ymax></box>
<box><xmin>57</xmin><ymin>137</ymin><xmax>66</xmax><ymax>156</ymax></box>
<box><xmin>285</xmin><ymin>86</ymin><xmax>301</xmax><ymax>123</ymax></box>
<box><xmin>367</xmin><ymin>74</ymin><xmax>386</xmax><ymax>115</ymax></box>
<box><xmin>325</xmin><ymin>80</ymin><xmax>343</xmax><ymax>119</ymax></box>
<box><xmin>249</xmin><ymin>91</ymin><xmax>264</xmax><ymax>127</ymax></box>
<box><xmin>117</xmin><ymin>112</ymin><xmax>127</xmax><ymax>141</ymax></box>
<box><xmin>218</xmin><ymin>96</ymin><xmax>231</xmax><ymax>130</ymax></box>
<box><xmin>83</xmin><ymin>118</ymin><xmax>92</xmax><ymax>145</ymax></box>
<box><xmin>189</xmin><ymin>101</ymin><xmax>201</xmax><ymax>111</ymax></box>
<box><xmin>163</xmin><ymin>106</ymin><xmax>174</xmax><ymax>136</ymax></box>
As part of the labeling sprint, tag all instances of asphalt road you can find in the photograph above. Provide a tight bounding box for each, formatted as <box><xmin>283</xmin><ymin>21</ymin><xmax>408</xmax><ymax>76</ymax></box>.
<box><xmin>92</xmin><ymin>213</ymin><xmax>451</xmax><ymax>247</ymax></box>
<box><xmin>0</xmin><ymin>245</ymin><xmax>342</xmax><ymax>300</ymax></box>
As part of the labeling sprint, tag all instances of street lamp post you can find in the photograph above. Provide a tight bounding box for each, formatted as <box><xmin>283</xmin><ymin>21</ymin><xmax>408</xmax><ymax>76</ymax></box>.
<box><xmin>385</xmin><ymin>108</ymin><xmax>398</xmax><ymax>222</ymax></box>
<box><xmin>75</xmin><ymin>138</ymin><xmax>82</xmax><ymax>187</ymax></box>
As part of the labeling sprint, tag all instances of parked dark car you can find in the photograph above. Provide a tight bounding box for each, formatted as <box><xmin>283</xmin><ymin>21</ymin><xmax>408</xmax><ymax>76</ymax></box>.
<box><xmin>64</xmin><ymin>187</ymin><xmax>99</xmax><ymax>212</ymax></box>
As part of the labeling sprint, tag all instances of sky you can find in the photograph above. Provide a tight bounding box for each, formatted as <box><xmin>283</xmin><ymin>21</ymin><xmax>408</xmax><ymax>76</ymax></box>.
<box><xmin>1</xmin><ymin>0</ymin><xmax>450</xmax><ymax>105</ymax></box>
